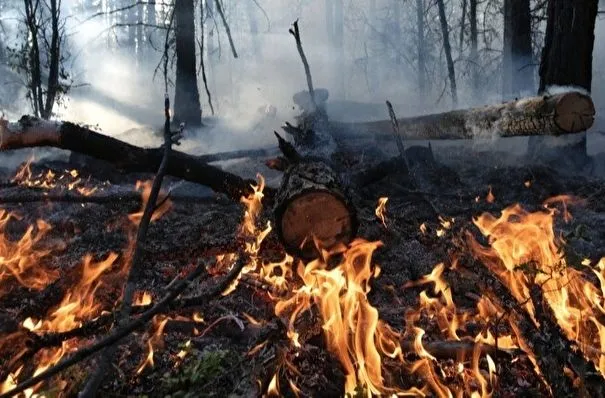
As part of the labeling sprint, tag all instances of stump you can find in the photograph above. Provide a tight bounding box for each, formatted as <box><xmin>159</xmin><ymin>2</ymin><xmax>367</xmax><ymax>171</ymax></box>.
<box><xmin>273</xmin><ymin>160</ymin><xmax>357</xmax><ymax>259</ymax></box>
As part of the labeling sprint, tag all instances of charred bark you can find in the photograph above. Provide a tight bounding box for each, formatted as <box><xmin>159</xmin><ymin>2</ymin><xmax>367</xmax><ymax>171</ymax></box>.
<box><xmin>502</xmin><ymin>0</ymin><xmax>533</xmax><ymax>100</ymax></box>
<box><xmin>436</xmin><ymin>0</ymin><xmax>457</xmax><ymax>106</ymax></box>
<box><xmin>0</xmin><ymin>116</ymin><xmax>261</xmax><ymax>201</ymax></box>
<box><xmin>174</xmin><ymin>0</ymin><xmax>202</xmax><ymax>127</ymax></box>
<box><xmin>539</xmin><ymin>0</ymin><xmax>599</xmax><ymax>93</ymax></box>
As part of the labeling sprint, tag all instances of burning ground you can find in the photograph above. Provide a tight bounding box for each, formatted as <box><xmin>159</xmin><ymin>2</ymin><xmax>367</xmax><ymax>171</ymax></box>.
<box><xmin>1</xmin><ymin>145</ymin><xmax>605</xmax><ymax>397</ymax></box>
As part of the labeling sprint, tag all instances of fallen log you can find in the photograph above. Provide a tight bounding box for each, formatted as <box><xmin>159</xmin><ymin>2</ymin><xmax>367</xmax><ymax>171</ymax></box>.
<box><xmin>0</xmin><ymin>116</ymin><xmax>266</xmax><ymax>202</ymax></box>
<box><xmin>331</xmin><ymin>91</ymin><xmax>595</xmax><ymax>141</ymax></box>
<box><xmin>272</xmin><ymin>134</ymin><xmax>357</xmax><ymax>259</ymax></box>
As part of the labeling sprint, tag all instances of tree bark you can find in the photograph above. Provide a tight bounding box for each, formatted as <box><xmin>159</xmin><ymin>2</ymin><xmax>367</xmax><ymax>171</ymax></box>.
<box><xmin>332</xmin><ymin>91</ymin><xmax>595</xmax><ymax>140</ymax></box>
<box><xmin>0</xmin><ymin>116</ymin><xmax>259</xmax><ymax>201</ymax></box>
<box><xmin>469</xmin><ymin>0</ymin><xmax>479</xmax><ymax>96</ymax></box>
<box><xmin>502</xmin><ymin>0</ymin><xmax>533</xmax><ymax>100</ymax></box>
<box><xmin>530</xmin><ymin>0</ymin><xmax>599</xmax><ymax>162</ymax></box>
<box><xmin>274</xmin><ymin>160</ymin><xmax>357</xmax><ymax>260</ymax></box>
<box><xmin>174</xmin><ymin>0</ymin><xmax>202</xmax><ymax>127</ymax></box>
<box><xmin>416</xmin><ymin>0</ymin><xmax>426</xmax><ymax>94</ymax></box>
<box><xmin>539</xmin><ymin>0</ymin><xmax>599</xmax><ymax>93</ymax></box>
<box><xmin>436</xmin><ymin>0</ymin><xmax>457</xmax><ymax>106</ymax></box>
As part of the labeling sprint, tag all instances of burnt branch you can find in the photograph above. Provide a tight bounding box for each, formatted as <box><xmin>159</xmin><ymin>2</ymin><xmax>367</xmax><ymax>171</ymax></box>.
<box><xmin>79</xmin><ymin>94</ymin><xmax>176</xmax><ymax>397</ymax></box>
<box><xmin>0</xmin><ymin>257</ymin><xmax>211</xmax><ymax>398</ymax></box>
<box><xmin>289</xmin><ymin>20</ymin><xmax>316</xmax><ymax>112</ymax></box>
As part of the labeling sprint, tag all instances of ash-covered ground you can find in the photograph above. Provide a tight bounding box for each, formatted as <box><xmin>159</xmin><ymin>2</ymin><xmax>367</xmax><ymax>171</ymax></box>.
<box><xmin>0</xmin><ymin>137</ymin><xmax>604</xmax><ymax>397</ymax></box>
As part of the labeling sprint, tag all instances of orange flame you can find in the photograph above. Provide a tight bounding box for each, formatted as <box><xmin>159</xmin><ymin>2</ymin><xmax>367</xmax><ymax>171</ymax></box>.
<box><xmin>136</xmin><ymin>315</ymin><xmax>169</xmax><ymax>374</ymax></box>
<box><xmin>469</xmin><ymin>198</ymin><xmax>605</xmax><ymax>376</ymax></box>
<box><xmin>375</xmin><ymin>197</ymin><xmax>388</xmax><ymax>227</ymax></box>
<box><xmin>0</xmin><ymin>211</ymin><xmax>57</xmax><ymax>295</ymax></box>
<box><xmin>128</xmin><ymin>180</ymin><xmax>173</xmax><ymax>225</ymax></box>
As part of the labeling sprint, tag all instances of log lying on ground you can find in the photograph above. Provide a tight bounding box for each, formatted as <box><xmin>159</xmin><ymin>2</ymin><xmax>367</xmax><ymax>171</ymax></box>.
<box><xmin>331</xmin><ymin>91</ymin><xmax>595</xmax><ymax>141</ymax></box>
<box><xmin>0</xmin><ymin>116</ymin><xmax>267</xmax><ymax>201</ymax></box>
<box><xmin>273</xmin><ymin>156</ymin><xmax>357</xmax><ymax>259</ymax></box>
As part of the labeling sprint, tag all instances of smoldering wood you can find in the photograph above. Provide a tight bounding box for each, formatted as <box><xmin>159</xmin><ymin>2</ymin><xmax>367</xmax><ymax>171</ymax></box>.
<box><xmin>0</xmin><ymin>116</ymin><xmax>269</xmax><ymax>202</ymax></box>
<box><xmin>273</xmin><ymin>160</ymin><xmax>357</xmax><ymax>260</ymax></box>
<box><xmin>331</xmin><ymin>91</ymin><xmax>595</xmax><ymax>141</ymax></box>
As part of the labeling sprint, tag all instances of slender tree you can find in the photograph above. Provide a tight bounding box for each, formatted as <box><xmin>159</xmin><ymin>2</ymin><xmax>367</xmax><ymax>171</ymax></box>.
<box><xmin>469</xmin><ymin>0</ymin><xmax>478</xmax><ymax>95</ymax></box>
<box><xmin>416</xmin><ymin>0</ymin><xmax>426</xmax><ymax>94</ymax></box>
<box><xmin>436</xmin><ymin>0</ymin><xmax>457</xmax><ymax>106</ymax></box>
<box><xmin>174</xmin><ymin>0</ymin><xmax>202</xmax><ymax>127</ymax></box>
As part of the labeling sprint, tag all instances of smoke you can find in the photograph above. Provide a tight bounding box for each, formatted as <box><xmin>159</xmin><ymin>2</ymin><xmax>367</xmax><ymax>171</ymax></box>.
<box><xmin>0</xmin><ymin>1</ymin><xmax>604</xmax><ymax>167</ymax></box>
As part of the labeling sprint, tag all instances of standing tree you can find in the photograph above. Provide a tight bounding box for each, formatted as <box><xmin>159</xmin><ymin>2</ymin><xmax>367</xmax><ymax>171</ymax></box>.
<box><xmin>174</xmin><ymin>0</ymin><xmax>202</xmax><ymax>127</ymax></box>
<box><xmin>502</xmin><ymin>0</ymin><xmax>533</xmax><ymax>100</ymax></box>
<box><xmin>416</xmin><ymin>0</ymin><xmax>426</xmax><ymax>95</ymax></box>
<box><xmin>8</xmin><ymin>0</ymin><xmax>70</xmax><ymax>119</ymax></box>
<box><xmin>529</xmin><ymin>0</ymin><xmax>599</xmax><ymax>164</ymax></box>
<box><xmin>436</xmin><ymin>0</ymin><xmax>457</xmax><ymax>106</ymax></box>
<box><xmin>469</xmin><ymin>0</ymin><xmax>478</xmax><ymax>95</ymax></box>
<box><xmin>539</xmin><ymin>0</ymin><xmax>599</xmax><ymax>93</ymax></box>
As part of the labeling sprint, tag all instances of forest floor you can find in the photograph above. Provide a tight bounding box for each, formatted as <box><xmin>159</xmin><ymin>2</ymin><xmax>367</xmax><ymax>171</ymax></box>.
<box><xmin>0</xmin><ymin>139</ymin><xmax>605</xmax><ymax>397</ymax></box>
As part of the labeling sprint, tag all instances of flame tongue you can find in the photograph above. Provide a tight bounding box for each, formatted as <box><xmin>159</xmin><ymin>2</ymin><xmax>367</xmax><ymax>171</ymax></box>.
<box><xmin>275</xmin><ymin>239</ymin><xmax>403</xmax><ymax>396</ymax></box>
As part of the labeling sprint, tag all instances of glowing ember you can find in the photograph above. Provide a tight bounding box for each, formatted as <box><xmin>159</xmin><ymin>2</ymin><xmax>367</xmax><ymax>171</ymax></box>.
<box><xmin>12</xmin><ymin>157</ymin><xmax>102</xmax><ymax>196</ymax></box>
<box><xmin>486</xmin><ymin>186</ymin><xmax>495</xmax><ymax>203</ymax></box>
<box><xmin>134</xmin><ymin>291</ymin><xmax>152</xmax><ymax>306</ymax></box>
<box><xmin>375</xmin><ymin>197</ymin><xmax>388</xmax><ymax>227</ymax></box>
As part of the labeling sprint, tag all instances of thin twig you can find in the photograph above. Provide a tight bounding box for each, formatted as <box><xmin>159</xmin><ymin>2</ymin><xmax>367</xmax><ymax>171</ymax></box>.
<box><xmin>214</xmin><ymin>0</ymin><xmax>238</xmax><ymax>58</ymax></box>
<box><xmin>79</xmin><ymin>95</ymin><xmax>174</xmax><ymax>397</ymax></box>
<box><xmin>385</xmin><ymin>100</ymin><xmax>408</xmax><ymax>164</ymax></box>
<box><xmin>199</xmin><ymin>1</ymin><xmax>215</xmax><ymax>115</ymax></box>
<box><xmin>289</xmin><ymin>20</ymin><xmax>316</xmax><ymax>112</ymax></box>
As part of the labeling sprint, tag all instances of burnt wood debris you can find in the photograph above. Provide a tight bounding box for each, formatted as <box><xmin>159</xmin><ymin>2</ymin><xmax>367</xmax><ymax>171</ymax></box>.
<box><xmin>1</xmin><ymin>7</ymin><xmax>605</xmax><ymax>398</ymax></box>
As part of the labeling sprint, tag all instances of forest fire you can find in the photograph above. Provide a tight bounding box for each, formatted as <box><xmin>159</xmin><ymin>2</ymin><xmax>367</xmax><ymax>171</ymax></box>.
<box><xmin>1</xmin><ymin>166</ymin><xmax>605</xmax><ymax>397</ymax></box>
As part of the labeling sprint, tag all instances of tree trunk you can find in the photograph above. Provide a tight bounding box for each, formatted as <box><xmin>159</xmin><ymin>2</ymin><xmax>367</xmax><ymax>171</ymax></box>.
<box><xmin>459</xmin><ymin>0</ymin><xmax>467</xmax><ymax>51</ymax></box>
<box><xmin>469</xmin><ymin>0</ymin><xmax>479</xmax><ymax>96</ymax></box>
<box><xmin>529</xmin><ymin>0</ymin><xmax>599</xmax><ymax>163</ymax></box>
<box><xmin>502</xmin><ymin>0</ymin><xmax>533</xmax><ymax>100</ymax></box>
<box><xmin>333</xmin><ymin>0</ymin><xmax>345</xmax><ymax>98</ymax></box>
<box><xmin>174</xmin><ymin>0</ymin><xmax>202</xmax><ymax>127</ymax></box>
<box><xmin>539</xmin><ymin>0</ymin><xmax>599</xmax><ymax>93</ymax></box>
<box><xmin>416</xmin><ymin>0</ymin><xmax>426</xmax><ymax>94</ymax></box>
<box><xmin>274</xmin><ymin>160</ymin><xmax>357</xmax><ymax>260</ymax></box>
<box><xmin>436</xmin><ymin>0</ymin><xmax>457</xmax><ymax>106</ymax></box>
<box><xmin>42</xmin><ymin>0</ymin><xmax>60</xmax><ymax>119</ymax></box>
<box><xmin>331</xmin><ymin>91</ymin><xmax>595</xmax><ymax>140</ymax></box>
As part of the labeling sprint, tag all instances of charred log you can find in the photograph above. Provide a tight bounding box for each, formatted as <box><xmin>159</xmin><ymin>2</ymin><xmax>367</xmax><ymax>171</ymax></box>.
<box><xmin>0</xmin><ymin>116</ymin><xmax>267</xmax><ymax>202</ymax></box>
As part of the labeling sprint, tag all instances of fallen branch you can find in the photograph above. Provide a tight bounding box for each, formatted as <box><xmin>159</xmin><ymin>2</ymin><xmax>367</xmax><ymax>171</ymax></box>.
<box><xmin>529</xmin><ymin>284</ymin><xmax>605</xmax><ymax>396</ymax></box>
<box><xmin>0</xmin><ymin>116</ymin><xmax>269</xmax><ymax>202</ymax></box>
<box><xmin>80</xmin><ymin>95</ymin><xmax>177</xmax><ymax>397</ymax></box>
<box><xmin>0</xmin><ymin>257</ymin><xmax>211</xmax><ymax>398</ymax></box>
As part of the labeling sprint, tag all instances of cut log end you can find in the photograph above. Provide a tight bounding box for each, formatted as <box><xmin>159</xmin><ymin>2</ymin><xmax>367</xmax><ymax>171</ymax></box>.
<box><xmin>280</xmin><ymin>191</ymin><xmax>355</xmax><ymax>259</ymax></box>
<box><xmin>274</xmin><ymin>161</ymin><xmax>357</xmax><ymax>259</ymax></box>
<box><xmin>553</xmin><ymin>91</ymin><xmax>595</xmax><ymax>133</ymax></box>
